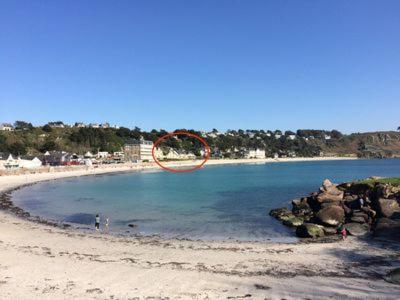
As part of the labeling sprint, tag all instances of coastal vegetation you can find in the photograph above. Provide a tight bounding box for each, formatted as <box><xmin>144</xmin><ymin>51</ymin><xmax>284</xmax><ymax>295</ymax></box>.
<box><xmin>1</xmin><ymin>121</ymin><xmax>400</xmax><ymax>158</ymax></box>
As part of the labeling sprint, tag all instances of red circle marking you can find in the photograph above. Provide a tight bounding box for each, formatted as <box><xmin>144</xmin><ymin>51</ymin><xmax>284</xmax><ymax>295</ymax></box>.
<box><xmin>151</xmin><ymin>131</ymin><xmax>211</xmax><ymax>173</ymax></box>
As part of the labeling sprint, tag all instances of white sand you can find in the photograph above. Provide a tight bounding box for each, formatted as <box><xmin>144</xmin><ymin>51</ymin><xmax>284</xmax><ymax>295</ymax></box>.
<box><xmin>1</xmin><ymin>157</ymin><xmax>399</xmax><ymax>299</ymax></box>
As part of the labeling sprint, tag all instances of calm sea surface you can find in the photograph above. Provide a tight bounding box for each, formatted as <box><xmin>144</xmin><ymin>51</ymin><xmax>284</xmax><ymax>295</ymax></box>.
<box><xmin>11</xmin><ymin>159</ymin><xmax>400</xmax><ymax>242</ymax></box>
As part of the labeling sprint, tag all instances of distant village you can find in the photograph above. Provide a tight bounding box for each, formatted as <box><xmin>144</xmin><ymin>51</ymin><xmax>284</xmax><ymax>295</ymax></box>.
<box><xmin>0</xmin><ymin>120</ymin><xmax>367</xmax><ymax>171</ymax></box>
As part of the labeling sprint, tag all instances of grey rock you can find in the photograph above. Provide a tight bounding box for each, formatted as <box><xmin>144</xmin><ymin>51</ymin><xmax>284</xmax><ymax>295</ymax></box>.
<box><xmin>350</xmin><ymin>216</ymin><xmax>367</xmax><ymax>224</ymax></box>
<box><xmin>373</xmin><ymin>218</ymin><xmax>400</xmax><ymax>240</ymax></box>
<box><xmin>343</xmin><ymin>222</ymin><xmax>369</xmax><ymax>236</ymax></box>
<box><xmin>323</xmin><ymin>227</ymin><xmax>338</xmax><ymax>235</ymax></box>
<box><xmin>296</xmin><ymin>223</ymin><xmax>325</xmax><ymax>238</ymax></box>
<box><xmin>384</xmin><ymin>268</ymin><xmax>400</xmax><ymax>285</ymax></box>
<box><xmin>282</xmin><ymin>216</ymin><xmax>303</xmax><ymax>227</ymax></box>
<box><xmin>316</xmin><ymin>206</ymin><xmax>345</xmax><ymax>227</ymax></box>
<box><xmin>376</xmin><ymin>198</ymin><xmax>400</xmax><ymax>218</ymax></box>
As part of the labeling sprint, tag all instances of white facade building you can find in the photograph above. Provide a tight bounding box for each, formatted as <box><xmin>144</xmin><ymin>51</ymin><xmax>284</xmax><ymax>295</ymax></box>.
<box><xmin>244</xmin><ymin>148</ymin><xmax>266</xmax><ymax>159</ymax></box>
<box><xmin>155</xmin><ymin>147</ymin><xmax>196</xmax><ymax>160</ymax></box>
<box><xmin>97</xmin><ymin>151</ymin><xmax>109</xmax><ymax>159</ymax></box>
<box><xmin>19</xmin><ymin>157</ymin><xmax>42</xmax><ymax>169</ymax></box>
<box><xmin>124</xmin><ymin>139</ymin><xmax>154</xmax><ymax>162</ymax></box>
<box><xmin>0</xmin><ymin>123</ymin><xmax>13</xmax><ymax>131</ymax></box>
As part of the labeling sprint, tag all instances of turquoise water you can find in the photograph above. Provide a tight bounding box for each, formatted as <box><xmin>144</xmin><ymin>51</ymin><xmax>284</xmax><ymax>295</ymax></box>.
<box><xmin>11</xmin><ymin>159</ymin><xmax>400</xmax><ymax>242</ymax></box>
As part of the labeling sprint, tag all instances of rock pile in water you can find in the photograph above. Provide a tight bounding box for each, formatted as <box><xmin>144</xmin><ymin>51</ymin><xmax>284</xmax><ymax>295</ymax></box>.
<box><xmin>270</xmin><ymin>178</ymin><xmax>400</xmax><ymax>240</ymax></box>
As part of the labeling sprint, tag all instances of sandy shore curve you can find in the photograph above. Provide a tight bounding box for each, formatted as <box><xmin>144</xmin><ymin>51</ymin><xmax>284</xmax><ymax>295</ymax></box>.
<box><xmin>1</xmin><ymin>157</ymin><xmax>399</xmax><ymax>299</ymax></box>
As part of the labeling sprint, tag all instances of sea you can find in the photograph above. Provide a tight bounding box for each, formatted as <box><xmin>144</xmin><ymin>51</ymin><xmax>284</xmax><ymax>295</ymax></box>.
<box><xmin>11</xmin><ymin>158</ymin><xmax>400</xmax><ymax>242</ymax></box>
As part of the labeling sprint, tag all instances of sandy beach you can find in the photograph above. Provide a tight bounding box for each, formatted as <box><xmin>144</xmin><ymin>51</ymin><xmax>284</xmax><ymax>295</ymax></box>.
<box><xmin>1</xmin><ymin>157</ymin><xmax>399</xmax><ymax>299</ymax></box>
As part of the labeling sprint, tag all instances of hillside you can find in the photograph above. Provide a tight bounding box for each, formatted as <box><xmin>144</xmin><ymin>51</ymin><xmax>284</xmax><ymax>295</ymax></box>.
<box><xmin>312</xmin><ymin>131</ymin><xmax>400</xmax><ymax>158</ymax></box>
<box><xmin>1</xmin><ymin>122</ymin><xmax>400</xmax><ymax>158</ymax></box>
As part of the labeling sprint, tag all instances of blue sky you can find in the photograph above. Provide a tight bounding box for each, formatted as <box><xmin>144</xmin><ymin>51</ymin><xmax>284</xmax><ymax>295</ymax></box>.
<box><xmin>0</xmin><ymin>1</ymin><xmax>399</xmax><ymax>133</ymax></box>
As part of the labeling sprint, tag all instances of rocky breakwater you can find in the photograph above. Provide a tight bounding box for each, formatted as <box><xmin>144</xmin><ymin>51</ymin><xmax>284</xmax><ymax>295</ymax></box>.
<box><xmin>270</xmin><ymin>177</ymin><xmax>400</xmax><ymax>240</ymax></box>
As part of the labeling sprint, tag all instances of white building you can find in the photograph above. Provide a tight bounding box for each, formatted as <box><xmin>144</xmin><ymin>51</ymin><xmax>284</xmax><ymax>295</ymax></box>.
<box><xmin>97</xmin><ymin>151</ymin><xmax>109</xmax><ymax>159</ymax></box>
<box><xmin>155</xmin><ymin>147</ymin><xmax>196</xmax><ymax>160</ymax></box>
<box><xmin>0</xmin><ymin>155</ymin><xmax>42</xmax><ymax>170</ymax></box>
<box><xmin>19</xmin><ymin>157</ymin><xmax>42</xmax><ymax>169</ymax></box>
<box><xmin>0</xmin><ymin>123</ymin><xmax>14</xmax><ymax>131</ymax></box>
<box><xmin>124</xmin><ymin>139</ymin><xmax>154</xmax><ymax>162</ymax></box>
<box><xmin>48</xmin><ymin>122</ymin><xmax>65</xmax><ymax>128</ymax></box>
<box><xmin>324</xmin><ymin>135</ymin><xmax>331</xmax><ymax>140</ymax></box>
<box><xmin>89</xmin><ymin>123</ymin><xmax>100</xmax><ymax>128</ymax></box>
<box><xmin>288</xmin><ymin>134</ymin><xmax>296</xmax><ymax>140</ymax></box>
<box><xmin>1</xmin><ymin>154</ymin><xmax>19</xmax><ymax>169</ymax></box>
<box><xmin>207</xmin><ymin>132</ymin><xmax>218</xmax><ymax>138</ymax></box>
<box><xmin>84</xmin><ymin>151</ymin><xmax>94</xmax><ymax>158</ymax></box>
<box><xmin>244</xmin><ymin>148</ymin><xmax>266</xmax><ymax>159</ymax></box>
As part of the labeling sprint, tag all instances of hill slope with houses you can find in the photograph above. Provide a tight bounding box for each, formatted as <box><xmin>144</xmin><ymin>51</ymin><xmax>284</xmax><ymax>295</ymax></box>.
<box><xmin>1</xmin><ymin>121</ymin><xmax>400</xmax><ymax>167</ymax></box>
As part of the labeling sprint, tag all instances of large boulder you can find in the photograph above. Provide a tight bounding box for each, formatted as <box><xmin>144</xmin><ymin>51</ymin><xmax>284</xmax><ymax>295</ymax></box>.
<box><xmin>373</xmin><ymin>218</ymin><xmax>400</xmax><ymax>240</ymax></box>
<box><xmin>323</xmin><ymin>227</ymin><xmax>338</xmax><ymax>235</ymax></box>
<box><xmin>316</xmin><ymin>180</ymin><xmax>344</xmax><ymax>203</ymax></box>
<box><xmin>384</xmin><ymin>268</ymin><xmax>400</xmax><ymax>285</ymax></box>
<box><xmin>361</xmin><ymin>206</ymin><xmax>377</xmax><ymax>218</ymax></box>
<box><xmin>376</xmin><ymin>198</ymin><xmax>400</xmax><ymax>218</ymax></box>
<box><xmin>351</xmin><ymin>216</ymin><xmax>367</xmax><ymax>224</ymax></box>
<box><xmin>343</xmin><ymin>223</ymin><xmax>369</xmax><ymax>236</ymax></box>
<box><xmin>343</xmin><ymin>195</ymin><xmax>361</xmax><ymax>209</ymax></box>
<box><xmin>351</xmin><ymin>211</ymin><xmax>369</xmax><ymax>223</ymax></box>
<box><xmin>316</xmin><ymin>205</ymin><xmax>345</xmax><ymax>227</ymax></box>
<box><xmin>292</xmin><ymin>198</ymin><xmax>312</xmax><ymax>216</ymax></box>
<box><xmin>320</xmin><ymin>179</ymin><xmax>340</xmax><ymax>194</ymax></box>
<box><xmin>316</xmin><ymin>192</ymin><xmax>344</xmax><ymax>203</ymax></box>
<box><xmin>296</xmin><ymin>223</ymin><xmax>325</xmax><ymax>238</ymax></box>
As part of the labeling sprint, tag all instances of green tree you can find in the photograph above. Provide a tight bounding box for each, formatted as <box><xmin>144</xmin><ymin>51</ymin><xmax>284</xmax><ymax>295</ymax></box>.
<box><xmin>40</xmin><ymin>140</ymin><xmax>58</xmax><ymax>152</ymax></box>
<box><xmin>8</xmin><ymin>142</ymin><xmax>27</xmax><ymax>156</ymax></box>
<box><xmin>42</xmin><ymin>124</ymin><xmax>53</xmax><ymax>132</ymax></box>
<box><xmin>14</xmin><ymin>121</ymin><xmax>33</xmax><ymax>130</ymax></box>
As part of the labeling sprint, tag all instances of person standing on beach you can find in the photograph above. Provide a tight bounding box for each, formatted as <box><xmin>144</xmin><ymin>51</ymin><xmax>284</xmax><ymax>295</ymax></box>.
<box><xmin>341</xmin><ymin>227</ymin><xmax>347</xmax><ymax>240</ymax></box>
<box><xmin>95</xmin><ymin>214</ymin><xmax>100</xmax><ymax>231</ymax></box>
<box><xmin>105</xmin><ymin>217</ymin><xmax>109</xmax><ymax>232</ymax></box>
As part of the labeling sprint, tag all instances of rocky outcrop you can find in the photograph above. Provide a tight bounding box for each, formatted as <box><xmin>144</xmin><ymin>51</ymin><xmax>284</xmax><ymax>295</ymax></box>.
<box><xmin>270</xmin><ymin>207</ymin><xmax>304</xmax><ymax>227</ymax></box>
<box><xmin>269</xmin><ymin>177</ymin><xmax>400</xmax><ymax>241</ymax></box>
<box><xmin>269</xmin><ymin>207</ymin><xmax>293</xmax><ymax>222</ymax></box>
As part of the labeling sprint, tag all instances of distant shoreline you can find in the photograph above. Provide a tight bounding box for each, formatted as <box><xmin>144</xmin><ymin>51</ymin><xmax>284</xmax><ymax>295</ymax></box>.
<box><xmin>0</xmin><ymin>155</ymin><xmax>358</xmax><ymax>178</ymax></box>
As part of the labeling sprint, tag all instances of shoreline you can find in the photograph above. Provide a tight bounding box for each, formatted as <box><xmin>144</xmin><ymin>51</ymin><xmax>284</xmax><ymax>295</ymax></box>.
<box><xmin>1</xmin><ymin>155</ymin><xmax>358</xmax><ymax>178</ymax></box>
<box><xmin>1</xmin><ymin>156</ymin><xmax>400</xmax><ymax>299</ymax></box>
<box><xmin>0</xmin><ymin>156</ymin><xmax>357</xmax><ymax>241</ymax></box>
